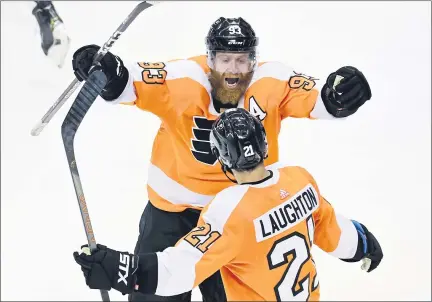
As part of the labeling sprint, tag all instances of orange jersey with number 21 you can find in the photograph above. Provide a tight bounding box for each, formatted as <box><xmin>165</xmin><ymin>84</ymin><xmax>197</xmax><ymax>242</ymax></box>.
<box><xmin>137</xmin><ymin>163</ymin><xmax>360</xmax><ymax>301</ymax></box>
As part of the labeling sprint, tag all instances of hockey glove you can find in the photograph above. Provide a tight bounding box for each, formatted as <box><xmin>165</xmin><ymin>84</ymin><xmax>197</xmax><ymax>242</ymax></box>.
<box><xmin>73</xmin><ymin>244</ymin><xmax>138</xmax><ymax>294</ymax></box>
<box><xmin>321</xmin><ymin>66</ymin><xmax>372</xmax><ymax>118</ymax></box>
<box><xmin>341</xmin><ymin>221</ymin><xmax>383</xmax><ymax>272</ymax></box>
<box><xmin>72</xmin><ymin>44</ymin><xmax>129</xmax><ymax>100</ymax></box>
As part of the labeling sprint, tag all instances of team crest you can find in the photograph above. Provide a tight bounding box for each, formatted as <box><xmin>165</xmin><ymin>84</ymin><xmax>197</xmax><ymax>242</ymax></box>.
<box><xmin>191</xmin><ymin>117</ymin><xmax>217</xmax><ymax>165</ymax></box>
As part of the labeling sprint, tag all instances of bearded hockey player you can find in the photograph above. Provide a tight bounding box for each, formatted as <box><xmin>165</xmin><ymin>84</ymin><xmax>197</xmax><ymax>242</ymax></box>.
<box><xmin>32</xmin><ymin>1</ymin><xmax>70</xmax><ymax>68</ymax></box>
<box><xmin>71</xmin><ymin>17</ymin><xmax>372</xmax><ymax>301</ymax></box>
<box><xmin>73</xmin><ymin>108</ymin><xmax>382</xmax><ymax>301</ymax></box>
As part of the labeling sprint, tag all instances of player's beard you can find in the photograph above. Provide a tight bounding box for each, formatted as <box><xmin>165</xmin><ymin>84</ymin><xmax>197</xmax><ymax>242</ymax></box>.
<box><xmin>209</xmin><ymin>69</ymin><xmax>253</xmax><ymax>107</ymax></box>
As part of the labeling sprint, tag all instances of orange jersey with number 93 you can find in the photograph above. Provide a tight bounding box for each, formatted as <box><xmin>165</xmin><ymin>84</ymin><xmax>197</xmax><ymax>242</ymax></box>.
<box><xmin>112</xmin><ymin>55</ymin><xmax>331</xmax><ymax>212</ymax></box>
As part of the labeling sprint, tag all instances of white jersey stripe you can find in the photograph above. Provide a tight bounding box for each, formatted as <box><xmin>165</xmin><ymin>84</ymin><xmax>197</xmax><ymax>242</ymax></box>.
<box><xmin>147</xmin><ymin>163</ymin><xmax>214</xmax><ymax>207</ymax></box>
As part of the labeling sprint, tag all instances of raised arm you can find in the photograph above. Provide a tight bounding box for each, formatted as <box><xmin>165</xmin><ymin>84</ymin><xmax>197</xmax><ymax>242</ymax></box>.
<box><xmin>71</xmin><ymin>44</ymin><xmax>174</xmax><ymax>119</ymax></box>
<box><xmin>277</xmin><ymin>63</ymin><xmax>372</xmax><ymax>120</ymax></box>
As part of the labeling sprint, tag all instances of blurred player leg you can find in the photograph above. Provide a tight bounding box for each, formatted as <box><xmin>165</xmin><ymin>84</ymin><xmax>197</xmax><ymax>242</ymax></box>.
<box><xmin>129</xmin><ymin>202</ymin><xmax>226</xmax><ymax>302</ymax></box>
<box><xmin>32</xmin><ymin>1</ymin><xmax>70</xmax><ymax>68</ymax></box>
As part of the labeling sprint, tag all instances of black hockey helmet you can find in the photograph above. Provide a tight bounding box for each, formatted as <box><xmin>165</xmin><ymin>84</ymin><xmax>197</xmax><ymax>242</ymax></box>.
<box><xmin>205</xmin><ymin>17</ymin><xmax>259</xmax><ymax>71</ymax></box>
<box><xmin>210</xmin><ymin>108</ymin><xmax>268</xmax><ymax>177</ymax></box>
<box><xmin>206</xmin><ymin>17</ymin><xmax>259</xmax><ymax>52</ymax></box>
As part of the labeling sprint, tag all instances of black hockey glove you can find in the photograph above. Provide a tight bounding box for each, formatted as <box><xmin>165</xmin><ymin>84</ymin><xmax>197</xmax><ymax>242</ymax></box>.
<box><xmin>341</xmin><ymin>221</ymin><xmax>383</xmax><ymax>272</ymax></box>
<box><xmin>72</xmin><ymin>44</ymin><xmax>129</xmax><ymax>101</ymax></box>
<box><xmin>321</xmin><ymin>66</ymin><xmax>372</xmax><ymax>118</ymax></box>
<box><xmin>73</xmin><ymin>244</ymin><xmax>138</xmax><ymax>295</ymax></box>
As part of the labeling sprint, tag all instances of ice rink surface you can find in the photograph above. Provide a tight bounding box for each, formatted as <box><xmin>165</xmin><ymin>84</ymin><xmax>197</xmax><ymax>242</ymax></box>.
<box><xmin>1</xmin><ymin>1</ymin><xmax>431</xmax><ymax>301</ymax></box>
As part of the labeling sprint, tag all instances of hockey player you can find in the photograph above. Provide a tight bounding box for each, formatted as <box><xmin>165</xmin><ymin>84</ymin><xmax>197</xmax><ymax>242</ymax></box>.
<box><xmin>71</xmin><ymin>17</ymin><xmax>372</xmax><ymax>301</ymax></box>
<box><xmin>73</xmin><ymin>108</ymin><xmax>383</xmax><ymax>301</ymax></box>
<box><xmin>32</xmin><ymin>1</ymin><xmax>70</xmax><ymax>68</ymax></box>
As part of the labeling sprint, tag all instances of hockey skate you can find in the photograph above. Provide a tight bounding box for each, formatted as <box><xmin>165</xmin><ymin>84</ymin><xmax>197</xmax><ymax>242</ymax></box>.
<box><xmin>32</xmin><ymin>2</ymin><xmax>70</xmax><ymax>68</ymax></box>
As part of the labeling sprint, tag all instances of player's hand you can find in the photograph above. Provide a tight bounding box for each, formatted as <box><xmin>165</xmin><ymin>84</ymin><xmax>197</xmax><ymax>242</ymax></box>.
<box><xmin>72</xmin><ymin>45</ymin><xmax>118</xmax><ymax>81</ymax></box>
<box><xmin>73</xmin><ymin>244</ymin><xmax>138</xmax><ymax>294</ymax></box>
<box><xmin>321</xmin><ymin>66</ymin><xmax>372</xmax><ymax>118</ymax></box>
<box><xmin>71</xmin><ymin>45</ymin><xmax>129</xmax><ymax>101</ymax></box>
<box><xmin>352</xmin><ymin>221</ymin><xmax>383</xmax><ymax>272</ymax></box>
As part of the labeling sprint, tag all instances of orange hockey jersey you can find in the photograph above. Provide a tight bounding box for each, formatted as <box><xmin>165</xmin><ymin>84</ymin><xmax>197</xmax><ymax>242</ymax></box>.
<box><xmin>136</xmin><ymin>163</ymin><xmax>360</xmax><ymax>301</ymax></box>
<box><xmin>112</xmin><ymin>55</ymin><xmax>337</xmax><ymax>211</ymax></box>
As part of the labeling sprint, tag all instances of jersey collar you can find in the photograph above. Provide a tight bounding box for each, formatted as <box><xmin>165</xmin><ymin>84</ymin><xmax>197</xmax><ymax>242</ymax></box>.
<box><xmin>246</xmin><ymin>168</ymin><xmax>280</xmax><ymax>188</ymax></box>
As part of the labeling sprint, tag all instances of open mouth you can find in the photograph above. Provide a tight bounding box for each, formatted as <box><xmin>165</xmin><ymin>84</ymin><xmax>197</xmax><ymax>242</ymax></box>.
<box><xmin>225</xmin><ymin>77</ymin><xmax>239</xmax><ymax>88</ymax></box>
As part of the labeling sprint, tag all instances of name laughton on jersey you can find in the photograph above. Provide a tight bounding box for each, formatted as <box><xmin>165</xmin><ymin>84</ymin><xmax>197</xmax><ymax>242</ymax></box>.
<box><xmin>254</xmin><ymin>184</ymin><xmax>319</xmax><ymax>242</ymax></box>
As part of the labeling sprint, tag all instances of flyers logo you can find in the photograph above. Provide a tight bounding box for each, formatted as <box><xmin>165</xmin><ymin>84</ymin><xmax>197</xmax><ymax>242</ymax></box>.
<box><xmin>191</xmin><ymin>117</ymin><xmax>217</xmax><ymax>165</ymax></box>
<box><xmin>288</xmin><ymin>72</ymin><xmax>318</xmax><ymax>91</ymax></box>
<box><xmin>137</xmin><ymin>62</ymin><xmax>167</xmax><ymax>84</ymax></box>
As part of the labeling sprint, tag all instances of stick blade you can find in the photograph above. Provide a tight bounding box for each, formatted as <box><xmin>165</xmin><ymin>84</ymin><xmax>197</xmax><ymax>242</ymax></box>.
<box><xmin>61</xmin><ymin>70</ymin><xmax>107</xmax><ymax>148</ymax></box>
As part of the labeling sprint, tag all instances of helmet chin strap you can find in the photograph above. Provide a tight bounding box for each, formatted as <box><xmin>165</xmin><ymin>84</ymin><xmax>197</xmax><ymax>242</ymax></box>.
<box><xmin>218</xmin><ymin>158</ymin><xmax>238</xmax><ymax>184</ymax></box>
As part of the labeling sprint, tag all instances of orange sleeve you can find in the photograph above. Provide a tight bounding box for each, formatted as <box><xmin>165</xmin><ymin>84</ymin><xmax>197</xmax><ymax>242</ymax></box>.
<box><xmin>312</xmin><ymin>196</ymin><xmax>343</xmax><ymax>252</ymax></box>
<box><xmin>191</xmin><ymin>213</ymin><xmax>243</xmax><ymax>288</ymax></box>
<box><xmin>133</xmin><ymin>62</ymin><xmax>175</xmax><ymax>119</ymax></box>
<box><xmin>279</xmin><ymin>73</ymin><xmax>320</xmax><ymax>119</ymax></box>
<box><xmin>149</xmin><ymin>186</ymin><xmax>247</xmax><ymax>297</ymax></box>
<box><xmin>111</xmin><ymin>61</ymin><xmax>175</xmax><ymax>120</ymax></box>
<box><xmin>150</xmin><ymin>210</ymin><xmax>243</xmax><ymax>297</ymax></box>
<box><xmin>297</xmin><ymin>167</ymin><xmax>359</xmax><ymax>259</ymax></box>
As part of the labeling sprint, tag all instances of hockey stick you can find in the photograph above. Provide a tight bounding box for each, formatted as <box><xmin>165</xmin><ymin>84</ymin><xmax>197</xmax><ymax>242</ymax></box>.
<box><xmin>61</xmin><ymin>70</ymin><xmax>110</xmax><ymax>301</ymax></box>
<box><xmin>31</xmin><ymin>1</ymin><xmax>158</xmax><ymax>136</ymax></box>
